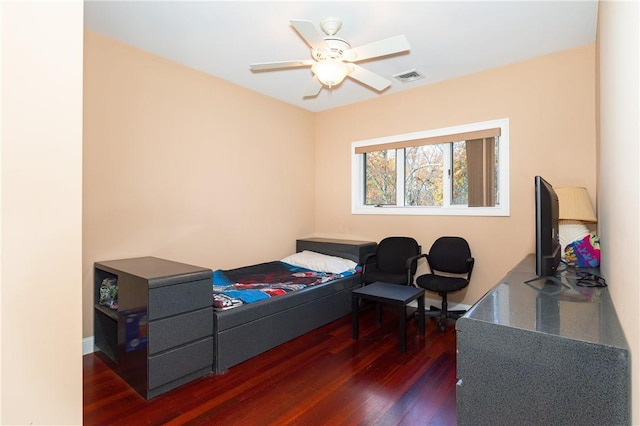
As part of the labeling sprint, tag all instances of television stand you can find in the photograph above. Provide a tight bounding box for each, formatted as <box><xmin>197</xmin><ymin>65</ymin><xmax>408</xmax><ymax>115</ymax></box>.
<box><xmin>523</xmin><ymin>274</ymin><xmax>570</xmax><ymax>294</ymax></box>
<box><xmin>456</xmin><ymin>254</ymin><xmax>630</xmax><ymax>425</ymax></box>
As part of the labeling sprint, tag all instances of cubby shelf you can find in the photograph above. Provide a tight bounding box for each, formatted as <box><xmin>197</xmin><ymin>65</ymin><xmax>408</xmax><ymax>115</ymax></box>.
<box><xmin>94</xmin><ymin>304</ymin><xmax>118</xmax><ymax>321</ymax></box>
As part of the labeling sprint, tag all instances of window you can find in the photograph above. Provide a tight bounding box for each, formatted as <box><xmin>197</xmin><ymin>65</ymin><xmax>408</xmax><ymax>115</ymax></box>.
<box><xmin>351</xmin><ymin>118</ymin><xmax>509</xmax><ymax>216</ymax></box>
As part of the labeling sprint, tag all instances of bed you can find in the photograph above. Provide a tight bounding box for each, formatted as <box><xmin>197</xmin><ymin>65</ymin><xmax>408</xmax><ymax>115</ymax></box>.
<box><xmin>212</xmin><ymin>238</ymin><xmax>376</xmax><ymax>374</ymax></box>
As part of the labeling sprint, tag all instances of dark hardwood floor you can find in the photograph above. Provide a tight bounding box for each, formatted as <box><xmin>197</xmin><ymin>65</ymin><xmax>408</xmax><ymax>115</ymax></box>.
<box><xmin>84</xmin><ymin>307</ymin><xmax>458</xmax><ymax>425</ymax></box>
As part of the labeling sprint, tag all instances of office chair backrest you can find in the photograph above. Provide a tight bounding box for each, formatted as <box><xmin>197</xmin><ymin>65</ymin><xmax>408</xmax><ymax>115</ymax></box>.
<box><xmin>376</xmin><ymin>237</ymin><xmax>421</xmax><ymax>274</ymax></box>
<box><xmin>428</xmin><ymin>236</ymin><xmax>472</xmax><ymax>274</ymax></box>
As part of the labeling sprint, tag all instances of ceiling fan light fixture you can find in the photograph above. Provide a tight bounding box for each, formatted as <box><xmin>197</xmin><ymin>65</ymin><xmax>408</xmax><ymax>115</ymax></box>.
<box><xmin>311</xmin><ymin>59</ymin><xmax>352</xmax><ymax>88</ymax></box>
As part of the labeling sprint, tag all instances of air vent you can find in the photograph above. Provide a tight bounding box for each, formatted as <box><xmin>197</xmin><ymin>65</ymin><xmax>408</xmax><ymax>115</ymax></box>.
<box><xmin>394</xmin><ymin>69</ymin><xmax>425</xmax><ymax>83</ymax></box>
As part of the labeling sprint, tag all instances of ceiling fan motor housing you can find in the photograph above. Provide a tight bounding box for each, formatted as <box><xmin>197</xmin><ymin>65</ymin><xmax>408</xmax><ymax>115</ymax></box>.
<box><xmin>312</xmin><ymin>37</ymin><xmax>351</xmax><ymax>61</ymax></box>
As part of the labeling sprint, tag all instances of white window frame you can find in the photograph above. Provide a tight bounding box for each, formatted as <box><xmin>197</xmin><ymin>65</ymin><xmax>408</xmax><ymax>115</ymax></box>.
<box><xmin>351</xmin><ymin>118</ymin><xmax>510</xmax><ymax>216</ymax></box>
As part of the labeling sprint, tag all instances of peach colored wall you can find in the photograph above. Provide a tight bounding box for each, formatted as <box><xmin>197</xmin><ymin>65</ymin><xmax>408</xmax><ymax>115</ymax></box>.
<box><xmin>315</xmin><ymin>45</ymin><xmax>596</xmax><ymax>306</ymax></box>
<box><xmin>2</xmin><ymin>1</ymin><xmax>83</xmax><ymax>424</ymax></box>
<box><xmin>597</xmin><ymin>1</ymin><xmax>640</xmax><ymax>423</ymax></box>
<box><xmin>83</xmin><ymin>31</ymin><xmax>316</xmax><ymax>338</ymax></box>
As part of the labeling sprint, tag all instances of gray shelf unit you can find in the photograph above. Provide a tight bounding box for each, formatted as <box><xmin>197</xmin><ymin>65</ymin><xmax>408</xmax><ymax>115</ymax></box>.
<box><xmin>93</xmin><ymin>256</ymin><xmax>213</xmax><ymax>399</ymax></box>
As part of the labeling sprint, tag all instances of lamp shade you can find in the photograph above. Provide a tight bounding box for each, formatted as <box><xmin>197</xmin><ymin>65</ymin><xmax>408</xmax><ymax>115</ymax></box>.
<box><xmin>311</xmin><ymin>59</ymin><xmax>352</xmax><ymax>87</ymax></box>
<box><xmin>555</xmin><ymin>187</ymin><xmax>597</xmax><ymax>223</ymax></box>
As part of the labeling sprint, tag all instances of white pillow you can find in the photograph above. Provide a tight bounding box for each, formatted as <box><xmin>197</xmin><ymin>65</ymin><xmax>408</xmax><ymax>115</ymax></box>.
<box><xmin>281</xmin><ymin>250</ymin><xmax>357</xmax><ymax>274</ymax></box>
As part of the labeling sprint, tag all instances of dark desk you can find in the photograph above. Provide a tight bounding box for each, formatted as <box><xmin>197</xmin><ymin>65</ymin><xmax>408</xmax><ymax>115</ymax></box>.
<box><xmin>352</xmin><ymin>281</ymin><xmax>425</xmax><ymax>353</ymax></box>
<box><xmin>456</xmin><ymin>254</ymin><xmax>630</xmax><ymax>425</ymax></box>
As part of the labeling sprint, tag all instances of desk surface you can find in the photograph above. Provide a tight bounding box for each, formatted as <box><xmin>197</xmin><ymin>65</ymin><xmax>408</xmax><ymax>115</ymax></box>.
<box><xmin>463</xmin><ymin>254</ymin><xmax>628</xmax><ymax>349</ymax></box>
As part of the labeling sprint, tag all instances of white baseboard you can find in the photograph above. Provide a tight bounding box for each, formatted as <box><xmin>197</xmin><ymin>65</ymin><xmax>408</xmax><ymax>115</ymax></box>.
<box><xmin>427</xmin><ymin>296</ymin><xmax>472</xmax><ymax>312</ymax></box>
<box><xmin>83</xmin><ymin>336</ymin><xmax>94</xmax><ymax>355</ymax></box>
<box><xmin>409</xmin><ymin>297</ymin><xmax>472</xmax><ymax>312</ymax></box>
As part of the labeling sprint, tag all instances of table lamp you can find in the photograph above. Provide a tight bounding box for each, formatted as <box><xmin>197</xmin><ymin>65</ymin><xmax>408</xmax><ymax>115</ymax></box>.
<box><xmin>555</xmin><ymin>187</ymin><xmax>597</xmax><ymax>262</ymax></box>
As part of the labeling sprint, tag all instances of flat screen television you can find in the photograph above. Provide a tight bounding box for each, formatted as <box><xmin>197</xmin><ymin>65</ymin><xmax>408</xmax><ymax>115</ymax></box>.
<box><xmin>533</xmin><ymin>175</ymin><xmax>561</xmax><ymax>278</ymax></box>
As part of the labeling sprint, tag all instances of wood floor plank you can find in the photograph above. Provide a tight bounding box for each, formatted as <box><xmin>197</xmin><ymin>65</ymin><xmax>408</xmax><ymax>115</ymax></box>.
<box><xmin>84</xmin><ymin>306</ymin><xmax>458</xmax><ymax>425</ymax></box>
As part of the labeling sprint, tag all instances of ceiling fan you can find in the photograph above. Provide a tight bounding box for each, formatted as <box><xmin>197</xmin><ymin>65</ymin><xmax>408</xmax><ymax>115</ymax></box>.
<box><xmin>250</xmin><ymin>18</ymin><xmax>411</xmax><ymax>98</ymax></box>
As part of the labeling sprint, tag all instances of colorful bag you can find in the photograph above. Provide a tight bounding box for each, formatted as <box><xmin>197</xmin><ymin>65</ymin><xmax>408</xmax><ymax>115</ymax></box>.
<box><xmin>564</xmin><ymin>234</ymin><xmax>600</xmax><ymax>268</ymax></box>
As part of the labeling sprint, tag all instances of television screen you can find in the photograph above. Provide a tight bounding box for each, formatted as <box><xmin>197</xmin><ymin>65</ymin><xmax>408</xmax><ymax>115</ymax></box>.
<box><xmin>534</xmin><ymin>176</ymin><xmax>561</xmax><ymax>277</ymax></box>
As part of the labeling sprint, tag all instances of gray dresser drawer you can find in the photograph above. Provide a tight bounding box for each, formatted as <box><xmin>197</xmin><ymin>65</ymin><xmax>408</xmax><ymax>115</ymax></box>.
<box><xmin>148</xmin><ymin>307</ymin><xmax>213</xmax><ymax>355</ymax></box>
<box><xmin>148</xmin><ymin>279</ymin><xmax>211</xmax><ymax>320</ymax></box>
<box><xmin>148</xmin><ymin>337</ymin><xmax>213</xmax><ymax>390</ymax></box>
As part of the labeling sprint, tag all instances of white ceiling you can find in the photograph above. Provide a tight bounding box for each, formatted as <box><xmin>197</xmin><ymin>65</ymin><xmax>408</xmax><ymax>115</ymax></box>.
<box><xmin>84</xmin><ymin>1</ymin><xmax>598</xmax><ymax>113</ymax></box>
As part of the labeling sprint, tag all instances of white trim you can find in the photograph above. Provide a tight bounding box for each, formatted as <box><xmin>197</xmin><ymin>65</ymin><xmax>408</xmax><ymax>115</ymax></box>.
<box><xmin>408</xmin><ymin>297</ymin><xmax>472</xmax><ymax>312</ymax></box>
<box><xmin>425</xmin><ymin>297</ymin><xmax>472</xmax><ymax>312</ymax></box>
<box><xmin>83</xmin><ymin>336</ymin><xmax>94</xmax><ymax>355</ymax></box>
<box><xmin>351</xmin><ymin>118</ymin><xmax>510</xmax><ymax>216</ymax></box>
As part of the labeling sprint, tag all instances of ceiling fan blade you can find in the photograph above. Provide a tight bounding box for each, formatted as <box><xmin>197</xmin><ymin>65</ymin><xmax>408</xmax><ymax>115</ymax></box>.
<box><xmin>303</xmin><ymin>76</ymin><xmax>323</xmax><ymax>98</ymax></box>
<box><xmin>250</xmin><ymin>60</ymin><xmax>315</xmax><ymax>71</ymax></box>
<box><xmin>349</xmin><ymin>64</ymin><xmax>391</xmax><ymax>92</ymax></box>
<box><xmin>345</xmin><ymin>35</ymin><xmax>410</xmax><ymax>62</ymax></box>
<box><xmin>290</xmin><ymin>20</ymin><xmax>328</xmax><ymax>50</ymax></box>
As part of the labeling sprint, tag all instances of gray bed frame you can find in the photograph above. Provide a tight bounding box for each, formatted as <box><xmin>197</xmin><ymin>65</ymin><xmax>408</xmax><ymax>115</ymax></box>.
<box><xmin>212</xmin><ymin>238</ymin><xmax>377</xmax><ymax>373</ymax></box>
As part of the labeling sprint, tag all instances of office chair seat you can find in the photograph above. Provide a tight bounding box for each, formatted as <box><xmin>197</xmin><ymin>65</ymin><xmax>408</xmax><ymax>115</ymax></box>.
<box><xmin>361</xmin><ymin>270</ymin><xmax>408</xmax><ymax>286</ymax></box>
<box><xmin>416</xmin><ymin>275</ymin><xmax>469</xmax><ymax>294</ymax></box>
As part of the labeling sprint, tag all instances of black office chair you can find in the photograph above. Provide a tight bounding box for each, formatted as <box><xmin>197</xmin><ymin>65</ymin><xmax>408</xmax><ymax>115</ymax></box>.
<box><xmin>416</xmin><ymin>236</ymin><xmax>474</xmax><ymax>332</ymax></box>
<box><xmin>361</xmin><ymin>237</ymin><xmax>422</xmax><ymax>286</ymax></box>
